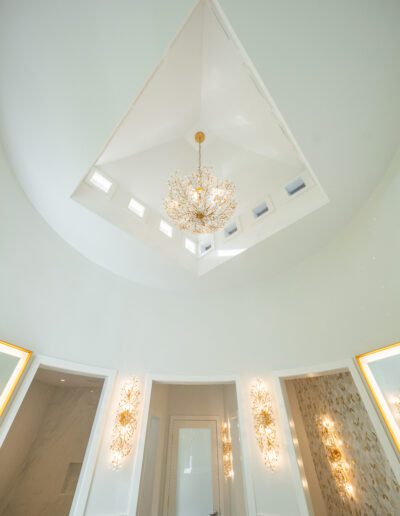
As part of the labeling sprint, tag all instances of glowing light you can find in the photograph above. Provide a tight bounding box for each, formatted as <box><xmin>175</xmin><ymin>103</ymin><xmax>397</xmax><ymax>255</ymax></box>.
<box><xmin>89</xmin><ymin>171</ymin><xmax>113</xmax><ymax>193</ymax></box>
<box><xmin>110</xmin><ymin>378</ymin><xmax>141</xmax><ymax>469</ymax></box>
<box><xmin>317</xmin><ymin>415</ymin><xmax>354</xmax><ymax>499</ymax></box>
<box><xmin>250</xmin><ymin>378</ymin><xmax>279</xmax><ymax>471</ymax></box>
<box><xmin>221</xmin><ymin>422</ymin><xmax>234</xmax><ymax>479</ymax></box>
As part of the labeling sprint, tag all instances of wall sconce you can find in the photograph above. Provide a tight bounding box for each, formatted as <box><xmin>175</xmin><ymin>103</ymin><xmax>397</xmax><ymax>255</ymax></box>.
<box><xmin>317</xmin><ymin>415</ymin><xmax>354</xmax><ymax>498</ymax></box>
<box><xmin>110</xmin><ymin>377</ymin><xmax>141</xmax><ymax>469</ymax></box>
<box><xmin>391</xmin><ymin>395</ymin><xmax>400</xmax><ymax>417</ymax></box>
<box><xmin>250</xmin><ymin>378</ymin><xmax>279</xmax><ymax>471</ymax></box>
<box><xmin>221</xmin><ymin>421</ymin><xmax>234</xmax><ymax>479</ymax></box>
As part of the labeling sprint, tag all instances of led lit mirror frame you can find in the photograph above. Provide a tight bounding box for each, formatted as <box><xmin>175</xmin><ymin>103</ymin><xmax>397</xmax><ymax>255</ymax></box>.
<box><xmin>0</xmin><ymin>340</ymin><xmax>32</xmax><ymax>416</ymax></box>
<box><xmin>356</xmin><ymin>342</ymin><xmax>400</xmax><ymax>453</ymax></box>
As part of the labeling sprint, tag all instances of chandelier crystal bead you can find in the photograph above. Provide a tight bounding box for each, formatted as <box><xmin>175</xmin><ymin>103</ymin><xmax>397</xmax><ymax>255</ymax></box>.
<box><xmin>164</xmin><ymin>132</ymin><xmax>237</xmax><ymax>234</ymax></box>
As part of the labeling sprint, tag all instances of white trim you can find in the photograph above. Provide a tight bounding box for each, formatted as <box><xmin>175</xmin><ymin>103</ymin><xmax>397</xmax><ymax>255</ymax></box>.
<box><xmin>273</xmin><ymin>358</ymin><xmax>400</xmax><ymax>516</ymax></box>
<box><xmin>127</xmin><ymin>373</ymin><xmax>257</xmax><ymax>516</ymax></box>
<box><xmin>0</xmin><ymin>354</ymin><xmax>116</xmax><ymax>516</ymax></box>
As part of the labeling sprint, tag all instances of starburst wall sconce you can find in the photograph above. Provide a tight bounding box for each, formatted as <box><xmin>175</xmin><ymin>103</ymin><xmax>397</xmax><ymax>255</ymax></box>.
<box><xmin>221</xmin><ymin>421</ymin><xmax>234</xmax><ymax>479</ymax></box>
<box><xmin>110</xmin><ymin>377</ymin><xmax>141</xmax><ymax>469</ymax></box>
<box><xmin>317</xmin><ymin>415</ymin><xmax>354</xmax><ymax>499</ymax></box>
<box><xmin>250</xmin><ymin>378</ymin><xmax>279</xmax><ymax>470</ymax></box>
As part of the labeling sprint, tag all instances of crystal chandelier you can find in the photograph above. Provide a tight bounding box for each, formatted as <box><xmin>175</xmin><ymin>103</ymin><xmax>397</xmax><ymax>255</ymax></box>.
<box><xmin>164</xmin><ymin>131</ymin><xmax>236</xmax><ymax>234</ymax></box>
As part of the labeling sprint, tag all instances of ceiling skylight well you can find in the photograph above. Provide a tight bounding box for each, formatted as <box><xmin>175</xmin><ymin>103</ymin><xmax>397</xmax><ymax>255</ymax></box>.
<box><xmin>88</xmin><ymin>171</ymin><xmax>113</xmax><ymax>193</ymax></box>
<box><xmin>185</xmin><ymin>238</ymin><xmax>197</xmax><ymax>255</ymax></box>
<box><xmin>253</xmin><ymin>201</ymin><xmax>269</xmax><ymax>219</ymax></box>
<box><xmin>72</xmin><ymin>0</ymin><xmax>328</xmax><ymax>277</ymax></box>
<box><xmin>224</xmin><ymin>222</ymin><xmax>239</xmax><ymax>239</ymax></box>
<box><xmin>200</xmin><ymin>240</ymin><xmax>213</xmax><ymax>257</ymax></box>
<box><xmin>285</xmin><ymin>177</ymin><xmax>307</xmax><ymax>196</ymax></box>
<box><xmin>160</xmin><ymin>220</ymin><xmax>173</xmax><ymax>237</ymax></box>
<box><xmin>128</xmin><ymin>197</ymin><xmax>145</xmax><ymax>218</ymax></box>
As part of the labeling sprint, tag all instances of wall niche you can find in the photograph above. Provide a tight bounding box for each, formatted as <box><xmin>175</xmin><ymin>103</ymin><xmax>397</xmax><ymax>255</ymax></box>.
<box><xmin>284</xmin><ymin>370</ymin><xmax>400</xmax><ymax>516</ymax></box>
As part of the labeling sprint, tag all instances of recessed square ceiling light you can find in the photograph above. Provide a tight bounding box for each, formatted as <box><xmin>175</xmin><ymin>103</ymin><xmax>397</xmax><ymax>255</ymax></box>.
<box><xmin>160</xmin><ymin>220</ymin><xmax>173</xmax><ymax>237</ymax></box>
<box><xmin>89</xmin><ymin>170</ymin><xmax>113</xmax><ymax>193</ymax></box>
<box><xmin>185</xmin><ymin>238</ymin><xmax>197</xmax><ymax>255</ymax></box>
<box><xmin>128</xmin><ymin>197</ymin><xmax>145</xmax><ymax>218</ymax></box>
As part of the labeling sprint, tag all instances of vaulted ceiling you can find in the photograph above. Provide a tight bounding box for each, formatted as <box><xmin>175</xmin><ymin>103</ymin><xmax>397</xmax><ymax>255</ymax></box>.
<box><xmin>1</xmin><ymin>0</ymin><xmax>399</xmax><ymax>289</ymax></box>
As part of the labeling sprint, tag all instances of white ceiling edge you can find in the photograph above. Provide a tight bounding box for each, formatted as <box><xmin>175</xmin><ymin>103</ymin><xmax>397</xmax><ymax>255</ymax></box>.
<box><xmin>0</xmin><ymin>0</ymin><xmax>399</xmax><ymax>291</ymax></box>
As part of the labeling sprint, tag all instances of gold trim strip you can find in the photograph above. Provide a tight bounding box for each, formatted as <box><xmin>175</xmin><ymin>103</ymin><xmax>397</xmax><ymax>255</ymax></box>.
<box><xmin>0</xmin><ymin>340</ymin><xmax>32</xmax><ymax>417</ymax></box>
<box><xmin>356</xmin><ymin>341</ymin><xmax>400</xmax><ymax>452</ymax></box>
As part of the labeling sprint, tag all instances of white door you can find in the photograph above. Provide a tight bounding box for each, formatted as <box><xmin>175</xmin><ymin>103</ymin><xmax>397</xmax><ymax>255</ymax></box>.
<box><xmin>165</xmin><ymin>417</ymin><xmax>222</xmax><ymax>516</ymax></box>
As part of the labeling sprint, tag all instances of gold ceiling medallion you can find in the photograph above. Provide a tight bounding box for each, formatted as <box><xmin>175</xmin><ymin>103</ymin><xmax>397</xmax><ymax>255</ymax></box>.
<box><xmin>164</xmin><ymin>132</ymin><xmax>237</xmax><ymax>234</ymax></box>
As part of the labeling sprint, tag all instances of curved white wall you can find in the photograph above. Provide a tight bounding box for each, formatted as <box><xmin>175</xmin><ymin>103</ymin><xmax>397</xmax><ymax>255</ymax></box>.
<box><xmin>1</xmin><ymin>142</ymin><xmax>399</xmax><ymax>514</ymax></box>
<box><xmin>1</xmin><ymin>144</ymin><xmax>399</xmax><ymax>374</ymax></box>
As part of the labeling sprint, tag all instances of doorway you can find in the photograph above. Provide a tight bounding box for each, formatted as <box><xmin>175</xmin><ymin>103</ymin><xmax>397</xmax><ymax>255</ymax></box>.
<box><xmin>165</xmin><ymin>416</ymin><xmax>222</xmax><ymax>516</ymax></box>
<box><xmin>0</xmin><ymin>366</ymin><xmax>105</xmax><ymax>516</ymax></box>
<box><xmin>137</xmin><ymin>382</ymin><xmax>248</xmax><ymax>516</ymax></box>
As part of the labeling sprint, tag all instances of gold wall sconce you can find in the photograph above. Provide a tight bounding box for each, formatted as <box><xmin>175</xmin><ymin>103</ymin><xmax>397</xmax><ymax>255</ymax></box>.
<box><xmin>110</xmin><ymin>377</ymin><xmax>141</xmax><ymax>469</ymax></box>
<box><xmin>391</xmin><ymin>395</ymin><xmax>400</xmax><ymax>418</ymax></box>
<box><xmin>221</xmin><ymin>421</ymin><xmax>234</xmax><ymax>479</ymax></box>
<box><xmin>317</xmin><ymin>415</ymin><xmax>354</xmax><ymax>498</ymax></box>
<box><xmin>250</xmin><ymin>378</ymin><xmax>279</xmax><ymax>470</ymax></box>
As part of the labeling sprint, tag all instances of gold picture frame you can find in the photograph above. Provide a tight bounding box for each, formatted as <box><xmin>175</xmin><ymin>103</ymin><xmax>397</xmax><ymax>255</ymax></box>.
<box><xmin>0</xmin><ymin>340</ymin><xmax>32</xmax><ymax>416</ymax></box>
<box><xmin>356</xmin><ymin>342</ymin><xmax>400</xmax><ymax>452</ymax></box>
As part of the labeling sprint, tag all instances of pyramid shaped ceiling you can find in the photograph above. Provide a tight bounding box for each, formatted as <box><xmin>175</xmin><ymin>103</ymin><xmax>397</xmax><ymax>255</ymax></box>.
<box><xmin>73</xmin><ymin>0</ymin><xmax>328</xmax><ymax>276</ymax></box>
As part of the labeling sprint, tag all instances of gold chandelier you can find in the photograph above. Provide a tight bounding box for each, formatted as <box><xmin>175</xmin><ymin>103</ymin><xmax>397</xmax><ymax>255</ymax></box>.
<box><xmin>164</xmin><ymin>131</ymin><xmax>237</xmax><ymax>234</ymax></box>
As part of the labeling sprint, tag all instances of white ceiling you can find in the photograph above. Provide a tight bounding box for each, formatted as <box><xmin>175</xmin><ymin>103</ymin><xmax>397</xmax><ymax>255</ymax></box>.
<box><xmin>0</xmin><ymin>0</ymin><xmax>399</xmax><ymax>290</ymax></box>
<box><xmin>73</xmin><ymin>0</ymin><xmax>327</xmax><ymax>275</ymax></box>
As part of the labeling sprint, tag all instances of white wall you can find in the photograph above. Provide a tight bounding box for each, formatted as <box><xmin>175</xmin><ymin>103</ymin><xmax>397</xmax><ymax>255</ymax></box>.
<box><xmin>1</xmin><ymin>139</ymin><xmax>400</xmax><ymax>516</ymax></box>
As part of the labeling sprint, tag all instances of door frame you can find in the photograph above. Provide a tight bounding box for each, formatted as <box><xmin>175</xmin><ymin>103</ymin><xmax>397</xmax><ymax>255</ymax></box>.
<box><xmin>0</xmin><ymin>354</ymin><xmax>116</xmax><ymax>516</ymax></box>
<box><xmin>128</xmin><ymin>374</ymin><xmax>257</xmax><ymax>516</ymax></box>
<box><xmin>163</xmin><ymin>415</ymin><xmax>224</xmax><ymax>516</ymax></box>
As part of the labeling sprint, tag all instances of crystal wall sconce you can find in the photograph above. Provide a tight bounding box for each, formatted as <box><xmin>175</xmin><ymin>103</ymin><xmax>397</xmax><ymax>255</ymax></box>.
<box><xmin>317</xmin><ymin>415</ymin><xmax>354</xmax><ymax>498</ymax></box>
<box><xmin>221</xmin><ymin>421</ymin><xmax>234</xmax><ymax>479</ymax></box>
<box><xmin>110</xmin><ymin>377</ymin><xmax>141</xmax><ymax>469</ymax></box>
<box><xmin>250</xmin><ymin>378</ymin><xmax>279</xmax><ymax>470</ymax></box>
<box><xmin>391</xmin><ymin>395</ymin><xmax>400</xmax><ymax>417</ymax></box>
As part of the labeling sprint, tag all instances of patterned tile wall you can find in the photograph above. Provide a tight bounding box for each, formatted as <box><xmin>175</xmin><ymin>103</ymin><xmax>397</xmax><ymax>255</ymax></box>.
<box><xmin>292</xmin><ymin>372</ymin><xmax>400</xmax><ymax>516</ymax></box>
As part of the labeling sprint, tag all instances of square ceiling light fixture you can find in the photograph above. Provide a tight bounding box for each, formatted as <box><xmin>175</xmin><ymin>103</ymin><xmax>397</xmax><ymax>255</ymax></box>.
<box><xmin>160</xmin><ymin>220</ymin><xmax>173</xmax><ymax>238</ymax></box>
<box><xmin>72</xmin><ymin>0</ymin><xmax>328</xmax><ymax>277</ymax></box>
<box><xmin>88</xmin><ymin>170</ymin><xmax>113</xmax><ymax>194</ymax></box>
<box><xmin>128</xmin><ymin>197</ymin><xmax>146</xmax><ymax>218</ymax></box>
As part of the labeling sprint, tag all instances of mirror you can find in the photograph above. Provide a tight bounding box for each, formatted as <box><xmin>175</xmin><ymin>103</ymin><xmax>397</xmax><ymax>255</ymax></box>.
<box><xmin>357</xmin><ymin>342</ymin><xmax>400</xmax><ymax>453</ymax></box>
<box><xmin>0</xmin><ymin>340</ymin><xmax>32</xmax><ymax>416</ymax></box>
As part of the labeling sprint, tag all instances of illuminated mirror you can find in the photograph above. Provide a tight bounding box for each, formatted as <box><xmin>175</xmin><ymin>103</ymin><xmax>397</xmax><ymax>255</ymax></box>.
<box><xmin>0</xmin><ymin>340</ymin><xmax>32</xmax><ymax>416</ymax></box>
<box><xmin>357</xmin><ymin>342</ymin><xmax>400</xmax><ymax>453</ymax></box>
